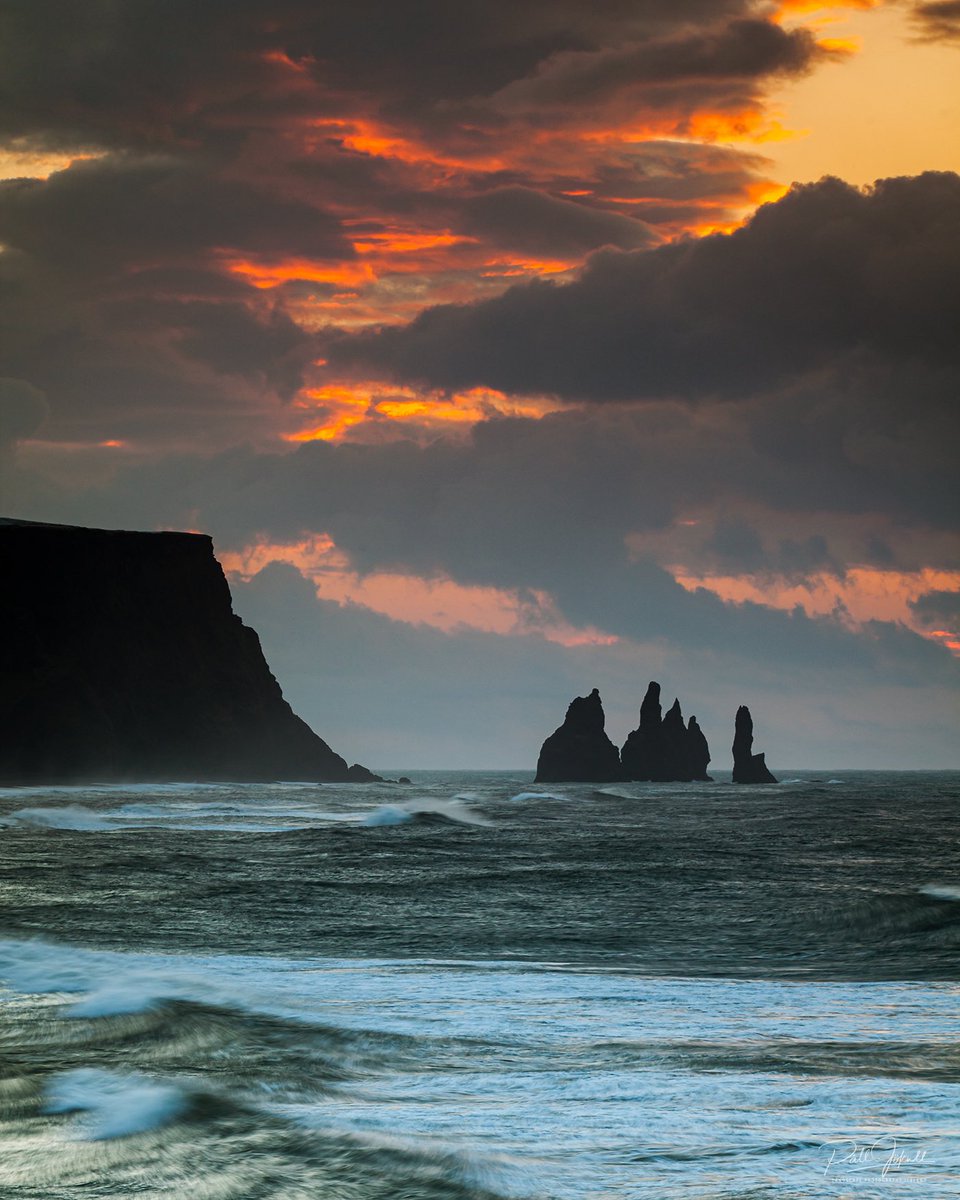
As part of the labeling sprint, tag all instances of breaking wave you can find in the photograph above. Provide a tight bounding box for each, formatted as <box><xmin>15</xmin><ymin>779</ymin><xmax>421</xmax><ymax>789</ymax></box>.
<box><xmin>919</xmin><ymin>884</ymin><xmax>960</xmax><ymax>902</ymax></box>
<box><xmin>363</xmin><ymin>798</ymin><xmax>490</xmax><ymax>828</ymax></box>
<box><xmin>44</xmin><ymin>1068</ymin><xmax>189</xmax><ymax>1139</ymax></box>
<box><xmin>0</xmin><ymin>805</ymin><xmax>117</xmax><ymax>831</ymax></box>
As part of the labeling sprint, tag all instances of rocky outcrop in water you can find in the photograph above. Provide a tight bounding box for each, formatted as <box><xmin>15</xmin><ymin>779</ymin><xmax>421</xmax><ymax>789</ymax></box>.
<box><xmin>686</xmin><ymin>716</ymin><xmax>712</xmax><ymax>782</ymax></box>
<box><xmin>619</xmin><ymin>680</ymin><xmax>663</xmax><ymax>780</ymax></box>
<box><xmin>0</xmin><ymin>518</ymin><xmax>378</xmax><ymax>784</ymax></box>
<box><xmin>731</xmin><ymin>705</ymin><xmax>777</xmax><ymax>784</ymax></box>
<box><xmin>535</xmin><ymin>688</ymin><xmax>622</xmax><ymax>783</ymax></box>
<box><xmin>620</xmin><ymin>682</ymin><xmax>712</xmax><ymax>782</ymax></box>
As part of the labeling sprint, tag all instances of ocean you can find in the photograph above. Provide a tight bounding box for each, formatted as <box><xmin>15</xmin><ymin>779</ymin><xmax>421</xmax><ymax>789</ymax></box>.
<box><xmin>0</xmin><ymin>771</ymin><xmax>958</xmax><ymax>1198</ymax></box>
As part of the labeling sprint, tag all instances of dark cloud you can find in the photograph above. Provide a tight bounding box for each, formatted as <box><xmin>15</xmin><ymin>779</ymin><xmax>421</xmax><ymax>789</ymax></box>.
<box><xmin>702</xmin><ymin>518</ymin><xmax>768</xmax><ymax>572</ymax></box>
<box><xmin>0</xmin><ymin>377</ymin><xmax>46</xmax><ymax>447</ymax></box>
<box><xmin>909</xmin><ymin>589</ymin><xmax>960</xmax><ymax>628</ymax></box>
<box><xmin>0</xmin><ymin>155</ymin><xmax>352</xmax><ymax>273</ymax></box>
<box><xmin>490</xmin><ymin>19</ymin><xmax>825</xmax><ymax>115</ymax></box>
<box><xmin>0</xmin><ymin>3</ymin><xmax>821</xmax><ymax>451</ymax></box>
<box><xmin>0</xmin><ymin>248</ymin><xmax>318</xmax><ymax>447</ymax></box>
<box><xmin>334</xmin><ymin>172</ymin><xmax>960</xmax><ymax>400</ymax></box>
<box><xmin>911</xmin><ymin>0</ymin><xmax>960</xmax><ymax>41</ymax></box>
<box><xmin>0</xmin><ymin>153</ymin><xmax>344</xmax><ymax>444</ymax></box>
<box><xmin>458</xmin><ymin>187</ymin><xmax>654</xmax><ymax>255</ymax></box>
<box><xmin>7</xmin><ymin>393</ymin><xmax>957</xmax><ymax>646</ymax></box>
<box><xmin>102</xmin><ymin>297</ymin><xmax>312</xmax><ymax>400</ymax></box>
<box><xmin>0</xmin><ymin>0</ymin><xmax>778</xmax><ymax>152</ymax></box>
<box><xmin>0</xmin><ymin>1</ymin><xmax>955</xmax><ymax>766</ymax></box>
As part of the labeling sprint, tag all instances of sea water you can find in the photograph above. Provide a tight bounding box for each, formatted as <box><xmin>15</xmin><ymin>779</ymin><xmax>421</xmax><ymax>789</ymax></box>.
<box><xmin>0</xmin><ymin>771</ymin><xmax>958</xmax><ymax>1198</ymax></box>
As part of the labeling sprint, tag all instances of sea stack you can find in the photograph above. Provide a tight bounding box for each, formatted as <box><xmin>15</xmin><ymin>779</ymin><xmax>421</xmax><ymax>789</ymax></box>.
<box><xmin>620</xmin><ymin>681</ymin><xmax>664</xmax><ymax>780</ymax></box>
<box><xmin>686</xmin><ymin>716</ymin><xmax>712</xmax><ymax>782</ymax></box>
<box><xmin>621</xmin><ymin>682</ymin><xmax>712</xmax><ymax>782</ymax></box>
<box><xmin>535</xmin><ymin>688</ymin><xmax>622</xmax><ymax>783</ymax></box>
<box><xmin>0</xmin><ymin>518</ymin><xmax>378</xmax><ymax>784</ymax></box>
<box><xmin>731</xmin><ymin>705</ymin><xmax>777</xmax><ymax>784</ymax></box>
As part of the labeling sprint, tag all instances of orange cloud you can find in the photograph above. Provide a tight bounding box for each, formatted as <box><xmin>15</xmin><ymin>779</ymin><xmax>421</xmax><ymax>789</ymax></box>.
<box><xmin>310</xmin><ymin>117</ymin><xmax>510</xmax><ymax>173</ymax></box>
<box><xmin>220</xmin><ymin>532</ymin><xmax>618</xmax><ymax>647</ymax></box>
<box><xmin>671</xmin><ymin>566</ymin><xmax>960</xmax><ymax>653</ymax></box>
<box><xmin>218</xmin><ymin>5</ymin><xmax>889</xmax><ymax>445</ymax></box>
<box><xmin>0</xmin><ymin>149</ymin><xmax>102</xmax><ymax>181</ymax></box>
<box><xmin>282</xmin><ymin>380</ymin><xmax>564</xmax><ymax>443</ymax></box>
<box><xmin>774</xmin><ymin>0</ymin><xmax>879</xmax><ymax>15</ymax></box>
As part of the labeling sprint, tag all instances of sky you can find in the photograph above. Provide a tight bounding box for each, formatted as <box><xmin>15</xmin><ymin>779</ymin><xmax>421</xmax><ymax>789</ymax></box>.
<box><xmin>1</xmin><ymin>0</ymin><xmax>958</xmax><ymax>769</ymax></box>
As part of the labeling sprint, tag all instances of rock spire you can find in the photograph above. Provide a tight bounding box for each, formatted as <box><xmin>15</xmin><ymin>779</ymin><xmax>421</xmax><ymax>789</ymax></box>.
<box><xmin>534</xmin><ymin>688</ymin><xmax>622</xmax><ymax>783</ymax></box>
<box><xmin>731</xmin><ymin>705</ymin><xmax>777</xmax><ymax>783</ymax></box>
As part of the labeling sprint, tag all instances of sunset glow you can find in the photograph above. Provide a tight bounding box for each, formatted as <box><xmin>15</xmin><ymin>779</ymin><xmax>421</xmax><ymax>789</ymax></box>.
<box><xmin>282</xmin><ymin>381</ymin><xmax>564</xmax><ymax>443</ymax></box>
<box><xmin>671</xmin><ymin>567</ymin><xmax>960</xmax><ymax>653</ymax></box>
<box><xmin>2</xmin><ymin>0</ymin><xmax>957</xmax><ymax>771</ymax></box>
<box><xmin>220</xmin><ymin>534</ymin><xmax>618</xmax><ymax>647</ymax></box>
<box><xmin>187</xmin><ymin>0</ymin><xmax>945</xmax><ymax>450</ymax></box>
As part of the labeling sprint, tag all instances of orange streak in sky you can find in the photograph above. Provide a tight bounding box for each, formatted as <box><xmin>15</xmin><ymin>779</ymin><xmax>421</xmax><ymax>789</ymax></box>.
<box><xmin>684</xmin><ymin>111</ymin><xmax>797</xmax><ymax>146</ymax></box>
<box><xmin>671</xmin><ymin>567</ymin><xmax>960</xmax><ymax>654</ymax></box>
<box><xmin>480</xmin><ymin>255</ymin><xmax>578</xmax><ymax>278</ymax></box>
<box><xmin>775</xmin><ymin>0</ymin><xmax>878</xmax><ymax>13</ymax></box>
<box><xmin>350</xmin><ymin>231</ymin><xmax>474</xmax><ymax>254</ymax></box>
<box><xmin>281</xmin><ymin>381</ymin><xmax>563</xmax><ymax>443</ymax></box>
<box><xmin>816</xmin><ymin>35</ymin><xmax>860</xmax><ymax>53</ymax></box>
<box><xmin>221</xmin><ymin>533</ymin><xmax>618</xmax><ymax>646</ymax></box>
<box><xmin>219</xmin><ymin>255</ymin><xmax>374</xmax><ymax>289</ymax></box>
<box><xmin>312</xmin><ymin>117</ymin><xmax>510</xmax><ymax>172</ymax></box>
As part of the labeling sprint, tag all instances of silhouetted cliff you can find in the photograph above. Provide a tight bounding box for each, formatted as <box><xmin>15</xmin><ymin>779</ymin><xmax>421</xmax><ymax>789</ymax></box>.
<box><xmin>686</xmin><ymin>716</ymin><xmax>712</xmax><ymax>782</ymax></box>
<box><xmin>535</xmin><ymin>688</ymin><xmax>622</xmax><ymax>783</ymax></box>
<box><xmin>620</xmin><ymin>680</ymin><xmax>664</xmax><ymax>780</ymax></box>
<box><xmin>0</xmin><ymin>519</ymin><xmax>377</xmax><ymax>784</ymax></box>
<box><xmin>621</xmin><ymin>682</ymin><xmax>712</xmax><ymax>782</ymax></box>
<box><xmin>731</xmin><ymin>705</ymin><xmax>777</xmax><ymax>784</ymax></box>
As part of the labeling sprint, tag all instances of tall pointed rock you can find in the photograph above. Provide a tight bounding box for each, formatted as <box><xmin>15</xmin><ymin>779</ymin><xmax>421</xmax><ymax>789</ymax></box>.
<box><xmin>535</xmin><ymin>688</ymin><xmax>622</xmax><ymax>783</ymax></box>
<box><xmin>620</xmin><ymin>681</ymin><xmax>664</xmax><ymax>781</ymax></box>
<box><xmin>661</xmin><ymin>698</ymin><xmax>692</xmax><ymax>781</ymax></box>
<box><xmin>731</xmin><ymin>705</ymin><xmax>777</xmax><ymax>784</ymax></box>
<box><xmin>686</xmin><ymin>716</ymin><xmax>712</xmax><ymax>782</ymax></box>
<box><xmin>622</xmin><ymin>682</ymin><xmax>712</xmax><ymax>782</ymax></box>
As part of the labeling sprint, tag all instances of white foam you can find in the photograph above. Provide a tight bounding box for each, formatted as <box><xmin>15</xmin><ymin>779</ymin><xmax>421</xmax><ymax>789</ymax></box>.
<box><xmin>364</xmin><ymin>805</ymin><xmax>413</xmax><ymax>827</ymax></box>
<box><xmin>509</xmin><ymin>791</ymin><xmax>567</xmax><ymax>803</ymax></box>
<box><xmin>1</xmin><ymin>805</ymin><xmax>117</xmax><ymax>831</ymax></box>
<box><xmin>363</xmin><ymin>798</ymin><xmax>490</xmax><ymax>828</ymax></box>
<box><xmin>1</xmin><ymin>796</ymin><xmax>364</xmax><ymax>834</ymax></box>
<box><xmin>0</xmin><ymin>938</ymin><xmax>226</xmax><ymax>1015</ymax></box>
<box><xmin>919</xmin><ymin>884</ymin><xmax>960</xmax><ymax>902</ymax></box>
<box><xmin>44</xmin><ymin>1068</ymin><xmax>188</xmax><ymax>1139</ymax></box>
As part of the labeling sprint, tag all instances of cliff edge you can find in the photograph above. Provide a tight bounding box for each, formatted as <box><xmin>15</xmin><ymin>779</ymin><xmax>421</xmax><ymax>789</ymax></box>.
<box><xmin>0</xmin><ymin>519</ymin><xmax>377</xmax><ymax>784</ymax></box>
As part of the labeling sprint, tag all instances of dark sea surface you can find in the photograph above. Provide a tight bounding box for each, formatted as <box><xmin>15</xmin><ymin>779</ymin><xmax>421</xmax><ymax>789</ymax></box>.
<box><xmin>1</xmin><ymin>771</ymin><xmax>958</xmax><ymax>1198</ymax></box>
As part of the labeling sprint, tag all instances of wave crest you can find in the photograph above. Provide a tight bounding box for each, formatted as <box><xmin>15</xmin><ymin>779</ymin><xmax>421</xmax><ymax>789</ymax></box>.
<box><xmin>44</xmin><ymin>1068</ymin><xmax>188</xmax><ymax>1139</ymax></box>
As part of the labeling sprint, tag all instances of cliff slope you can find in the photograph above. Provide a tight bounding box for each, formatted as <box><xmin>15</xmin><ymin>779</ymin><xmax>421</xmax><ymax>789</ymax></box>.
<box><xmin>0</xmin><ymin>519</ymin><xmax>375</xmax><ymax>784</ymax></box>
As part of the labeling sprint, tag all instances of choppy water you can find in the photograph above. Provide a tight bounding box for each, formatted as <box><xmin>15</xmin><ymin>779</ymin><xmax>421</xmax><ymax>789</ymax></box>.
<box><xmin>1</xmin><ymin>771</ymin><xmax>958</xmax><ymax>1198</ymax></box>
